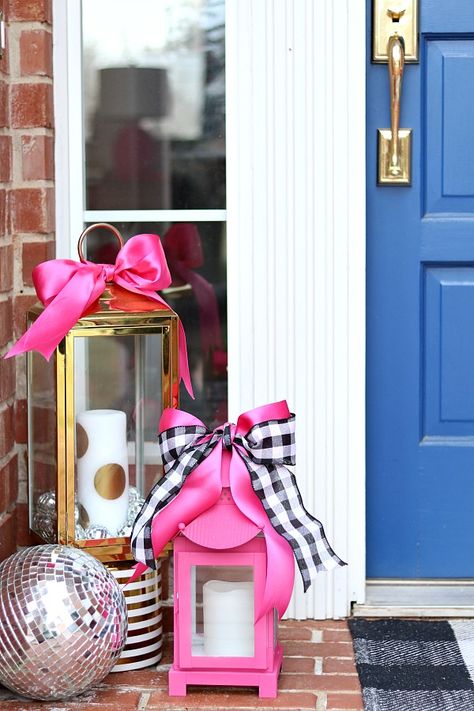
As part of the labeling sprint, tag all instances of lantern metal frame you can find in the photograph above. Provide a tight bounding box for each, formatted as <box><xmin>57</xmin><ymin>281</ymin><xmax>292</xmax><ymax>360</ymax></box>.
<box><xmin>27</xmin><ymin>233</ymin><xmax>180</xmax><ymax>563</ymax></box>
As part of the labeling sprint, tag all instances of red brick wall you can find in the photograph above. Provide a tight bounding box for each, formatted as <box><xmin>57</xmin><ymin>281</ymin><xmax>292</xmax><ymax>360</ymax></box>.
<box><xmin>0</xmin><ymin>0</ymin><xmax>54</xmax><ymax>559</ymax></box>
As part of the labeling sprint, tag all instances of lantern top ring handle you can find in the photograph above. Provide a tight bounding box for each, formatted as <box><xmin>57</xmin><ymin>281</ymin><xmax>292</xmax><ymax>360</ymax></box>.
<box><xmin>77</xmin><ymin>223</ymin><xmax>124</xmax><ymax>263</ymax></box>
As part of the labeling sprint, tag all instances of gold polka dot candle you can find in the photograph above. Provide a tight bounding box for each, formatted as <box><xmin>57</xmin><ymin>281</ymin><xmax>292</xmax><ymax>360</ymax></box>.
<box><xmin>76</xmin><ymin>409</ymin><xmax>129</xmax><ymax>535</ymax></box>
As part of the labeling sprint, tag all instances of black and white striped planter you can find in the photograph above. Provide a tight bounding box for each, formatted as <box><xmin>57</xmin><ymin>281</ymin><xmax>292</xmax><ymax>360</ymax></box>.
<box><xmin>109</xmin><ymin>563</ymin><xmax>162</xmax><ymax>672</ymax></box>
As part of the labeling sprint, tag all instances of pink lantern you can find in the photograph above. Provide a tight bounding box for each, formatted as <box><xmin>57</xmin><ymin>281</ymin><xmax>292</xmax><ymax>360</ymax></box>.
<box><xmin>169</xmin><ymin>478</ymin><xmax>282</xmax><ymax>697</ymax></box>
<box><xmin>130</xmin><ymin>402</ymin><xmax>346</xmax><ymax>698</ymax></box>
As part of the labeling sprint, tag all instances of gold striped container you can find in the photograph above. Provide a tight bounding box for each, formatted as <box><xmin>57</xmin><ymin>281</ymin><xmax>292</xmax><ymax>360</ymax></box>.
<box><xmin>108</xmin><ymin>562</ymin><xmax>162</xmax><ymax>672</ymax></box>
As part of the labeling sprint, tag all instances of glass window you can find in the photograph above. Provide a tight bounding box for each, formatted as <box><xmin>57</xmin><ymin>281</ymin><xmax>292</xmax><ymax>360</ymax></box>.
<box><xmin>84</xmin><ymin>222</ymin><xmax>227</xmax><ymax>428</ymax></box>
<box><xmin>81</xmin><ymin>1</ymin><xmax>227</xmax><ymax>427</ymax></box>
<box><xmin>82</xmin><ymin>0</ymin><xmax>225</xmax><ymax>211</ymax></box>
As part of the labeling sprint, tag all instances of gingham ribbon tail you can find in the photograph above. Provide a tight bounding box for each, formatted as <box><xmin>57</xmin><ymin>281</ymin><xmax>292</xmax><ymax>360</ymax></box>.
<box><xmin>131</xmin><ymin>403</ymin><xmax>346</xmax><ymax>592</ymax></box>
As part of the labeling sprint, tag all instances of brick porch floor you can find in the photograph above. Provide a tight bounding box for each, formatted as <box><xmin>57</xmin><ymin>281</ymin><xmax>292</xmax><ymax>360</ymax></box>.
<box><xmin>0</xmin><ymin>620</ymin><xmax>363</xmax><ymax>711</ymax></box>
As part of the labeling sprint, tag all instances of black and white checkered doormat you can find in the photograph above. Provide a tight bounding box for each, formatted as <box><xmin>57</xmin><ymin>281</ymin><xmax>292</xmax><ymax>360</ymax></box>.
<box><xmin>348</xmin><ymin>619</ymin><xmax>474</xmax><ymax>711</ymax></box>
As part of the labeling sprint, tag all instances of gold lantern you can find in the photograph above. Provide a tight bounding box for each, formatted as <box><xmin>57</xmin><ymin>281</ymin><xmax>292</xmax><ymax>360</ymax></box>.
<box><xmin>26</xmin><ymin>224</ymin><xmax>180</xmax><ymax>563</ymax></box>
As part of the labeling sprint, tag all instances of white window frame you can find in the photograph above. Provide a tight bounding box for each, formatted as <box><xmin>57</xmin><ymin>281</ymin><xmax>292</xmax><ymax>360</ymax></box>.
<box><xmin>53</xmin><ymin>0</ymin><xmax>366</xmax><ymax>618</ymax></box>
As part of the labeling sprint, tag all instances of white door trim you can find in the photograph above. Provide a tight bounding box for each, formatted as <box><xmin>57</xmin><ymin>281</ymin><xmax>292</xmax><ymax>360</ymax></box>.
<box><xmin>53</xmin><ymin>0</ymin><xmax>367</xmax><ymax>618</ymax></box>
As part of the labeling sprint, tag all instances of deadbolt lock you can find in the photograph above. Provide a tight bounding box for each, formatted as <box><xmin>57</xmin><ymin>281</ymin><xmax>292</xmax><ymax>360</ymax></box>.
<box><xmin>372</xmin><ymin>0</ymin><xmax>419</xmax><ymax>63</ymax></box>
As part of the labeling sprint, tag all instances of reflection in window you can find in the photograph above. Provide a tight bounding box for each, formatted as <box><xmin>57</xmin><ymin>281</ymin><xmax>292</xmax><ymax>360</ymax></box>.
<box><xmin>82</xmin><ymin>0</ymin><xmax>225</xmax><ymax>211</ymax></box>
<box><xmin>85</xmin><ymin>223</ymin><xmax>227</xmax><ymax>429</ymax></box>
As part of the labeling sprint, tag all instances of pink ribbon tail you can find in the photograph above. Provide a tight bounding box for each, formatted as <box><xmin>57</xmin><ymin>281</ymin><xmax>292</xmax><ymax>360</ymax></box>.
<box><xmin>229</xmin><ymin>443</ymin><xmax>295</xmax><ymax>620</ymax></box>
<box><xmin>178</xmin><ymin>319</ymin><xmax>194</xmax><ymax>399</ymax></box>
<box><xmin>5</xmin><ymin>265</ymin><xmax>105</xmax><ymax>360</ymax></box>
<box><xmin>127</xmin><ymin>562</ymin><xmax>150</xmax><ymax>587</ymax></box>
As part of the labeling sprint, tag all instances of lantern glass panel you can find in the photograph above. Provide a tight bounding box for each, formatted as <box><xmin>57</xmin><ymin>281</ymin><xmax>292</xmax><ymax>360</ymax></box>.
<box><xmin>74</xmin><ymin>333</ymin><xmax>164</xmax><ymax>540</ymax></box>
<box><xmin>191</xmin><ymin>565</ymin><xmax>254</xmax><ymax>657</ymax></box>
<box><xmin>28</xmin><ymin>350</ymin><xmax>58</xmax><ymax>539</ymax></box>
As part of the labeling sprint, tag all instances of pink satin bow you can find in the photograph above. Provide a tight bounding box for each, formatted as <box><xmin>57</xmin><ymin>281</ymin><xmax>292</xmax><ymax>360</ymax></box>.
<box><xmin>5</xmin><ymin>233</ymin><xmax>193</xmax><ymax>398</ymax></box>
<box><xmin>131</xmin><ymin>402</ymin><xmax>296</xmax><ymax>620</ymax></box>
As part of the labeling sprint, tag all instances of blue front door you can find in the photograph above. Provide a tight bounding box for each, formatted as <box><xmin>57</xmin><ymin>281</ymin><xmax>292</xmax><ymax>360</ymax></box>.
<box><xmin>367</xmin><ymin>0</ymin><xmax>474</xmax><ymax>578</ymax></box>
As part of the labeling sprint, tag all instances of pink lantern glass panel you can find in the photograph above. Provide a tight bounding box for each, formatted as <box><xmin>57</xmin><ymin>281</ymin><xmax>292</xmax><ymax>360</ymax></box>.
<box><xmin>191</xmin><ymin>565</ymin><xmax>254</xmax><ymax>658</ymax></box>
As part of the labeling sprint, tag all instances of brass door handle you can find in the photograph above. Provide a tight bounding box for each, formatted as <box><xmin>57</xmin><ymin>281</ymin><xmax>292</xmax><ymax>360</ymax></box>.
<box><xmin>377</xmin><ymin>34</ymin><xmax>412</xmax><ymax>185</ymax></box>
<box><xmin>387</xmin><ymin>35</ymin><xmax>404</xmax><ymax>177</ymax></box>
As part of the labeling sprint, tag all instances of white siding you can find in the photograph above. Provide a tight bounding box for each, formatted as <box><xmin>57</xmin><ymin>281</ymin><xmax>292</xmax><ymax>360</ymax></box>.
<box><xmin>226</xmin><ymin>0</ymin><xmax>366</xmax><ymax>617</ymax></box>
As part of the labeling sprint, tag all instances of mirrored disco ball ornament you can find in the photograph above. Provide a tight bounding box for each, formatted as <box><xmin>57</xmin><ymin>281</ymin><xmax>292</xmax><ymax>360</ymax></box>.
<box><xmin>32</xmin><ymin>511</ymin><xmax>56</xmax><ymax>543</ymax></box>
<box><xmin>75</xmin><ymin>523</ymin><xmax>86</xmax><ymax>539</ymax></box>
<box><xmin>127</xmin><ymin>498</ymin><xmax>145</xmax><ymax>526</ymax></box>
<box><xmin>33</xmin><ymin>491</ymin><xmax>57</xmax><ymax>542</ymax></box>
<box><xmin>0</xmin><ymin>545</ymin><xmax>127</xmax><ymax>700</ymax></box>
<box><xmin>117</xmin><ymin>523</ymin><xmax>132</xmax><ymax>537</ymax></box>
<box><xmin>128</xmin><ymin>485</ymin><xmax>140</xmax><ymax>504</ymax></box>
<box><xmin>36</xmin><ymin>490</ymin><xmax>56</xmax><ymax>514</ymax></box>
<box><xmin>85</xmin><ymin>524</ymin><xmax>112</xmax><ymax>539</ymax></box>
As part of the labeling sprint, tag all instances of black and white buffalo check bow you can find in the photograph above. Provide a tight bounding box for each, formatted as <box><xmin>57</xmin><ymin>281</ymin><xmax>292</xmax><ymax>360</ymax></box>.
<box><xmin>131</xmin><ymin>413</ymin><xmax>346</xmax><ymax>591</ymax></box>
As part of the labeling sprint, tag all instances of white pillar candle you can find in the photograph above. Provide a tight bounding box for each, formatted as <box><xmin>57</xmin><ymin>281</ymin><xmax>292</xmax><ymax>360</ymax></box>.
<box><xmin>203</xmin><ymin>580</ymin><xmax>254</xmax><ymax>657</ymax></box>
<box><xmin>76</xmin><ymin>409</ymin><xmax>129</xmax><ymax>535</ymax></box>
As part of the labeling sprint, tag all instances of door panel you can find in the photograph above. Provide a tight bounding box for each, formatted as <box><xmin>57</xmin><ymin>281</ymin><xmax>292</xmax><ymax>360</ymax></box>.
<box><xmin>367</xmin><ymin>0</ymin><xmax>474</xmax><ymax>578</ymax></box>
<box><xmin>424</xmin><ymin>267</ymin><xmax>474</xmax><ymax>436</ymax></box>
<box><xmin>425</xmin><ymin>40</ymin><xmax>474</xmax><ymax>213</ymax></box>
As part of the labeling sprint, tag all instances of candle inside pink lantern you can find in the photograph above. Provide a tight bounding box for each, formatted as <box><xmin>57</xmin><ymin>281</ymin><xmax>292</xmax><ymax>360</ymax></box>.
<box><xmin>203</xmin><ymin>580</ymin><xmax>254</xmax><ymax>657</ymax></box>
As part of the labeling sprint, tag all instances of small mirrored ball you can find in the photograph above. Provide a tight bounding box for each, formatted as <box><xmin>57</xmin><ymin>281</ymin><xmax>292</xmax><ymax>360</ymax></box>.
<box><xmin>85</xmin><ymin>524</ymin><xmax>112</xmax><ymax>540</ymax></box>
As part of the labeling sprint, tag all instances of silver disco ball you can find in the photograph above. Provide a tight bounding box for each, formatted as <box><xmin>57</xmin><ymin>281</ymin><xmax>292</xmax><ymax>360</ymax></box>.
<box><xmin>0</xmin><ymin>545</ymin><xmax>127</xmax><ymax>700</ymax></box>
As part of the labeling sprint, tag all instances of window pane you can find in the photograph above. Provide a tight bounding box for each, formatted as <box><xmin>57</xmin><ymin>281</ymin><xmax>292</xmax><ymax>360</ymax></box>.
<box><xmin>84</xmin><ymin>222</ymin><xmax>227</xmax><ymax>429</ymax></box>
<box><xmin>82</xmin><ymin>0</ymin><xmax>225</xmax><ymax>210</ymax></box>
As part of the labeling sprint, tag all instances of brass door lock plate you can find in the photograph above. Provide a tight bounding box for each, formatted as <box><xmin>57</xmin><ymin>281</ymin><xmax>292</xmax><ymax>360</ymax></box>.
<box><xmin>378</xmin><ymin>129</ymin><xmax>412</xmax><ymax>185</ymax></box>
<box><xmin>372</xmin><ymin>0</ymin><xmax>419</xmax><ymax>63</ymax></box>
